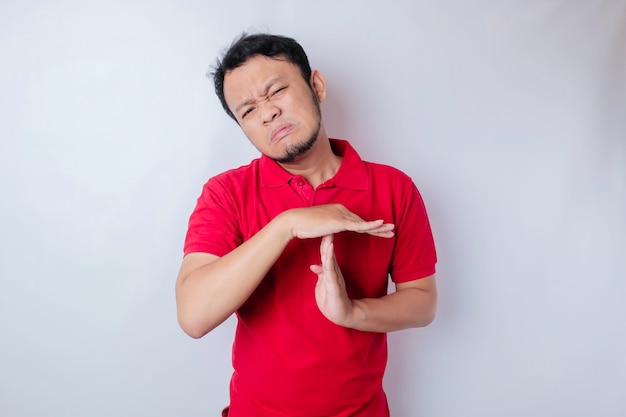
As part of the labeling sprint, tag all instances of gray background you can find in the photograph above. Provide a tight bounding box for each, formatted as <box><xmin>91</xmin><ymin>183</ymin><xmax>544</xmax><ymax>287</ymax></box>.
<box><xmin>1</xmin><ymin>1</ymin><xmax>625</xmax><ymax>416</ymax></box>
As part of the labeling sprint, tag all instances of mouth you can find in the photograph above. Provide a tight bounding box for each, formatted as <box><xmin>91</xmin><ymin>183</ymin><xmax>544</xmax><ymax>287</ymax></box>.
<box><xmin>271</xmin><ymin>124</ymin><xmax>295</xmax><ymax>142</ymax></box>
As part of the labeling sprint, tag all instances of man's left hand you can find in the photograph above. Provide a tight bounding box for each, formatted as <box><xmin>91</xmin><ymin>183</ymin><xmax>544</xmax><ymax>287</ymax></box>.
<box><xmin>310</xmin><ymin>234</ymin><xmax>364</xmax><ymax>328</ymax></box>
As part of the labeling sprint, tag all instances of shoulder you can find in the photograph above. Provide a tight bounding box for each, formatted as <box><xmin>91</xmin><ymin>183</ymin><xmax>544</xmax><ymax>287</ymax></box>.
<box><xmin>364</xmin><ymin>160</ymin><xmax>415</xmax><ymax>186</ymax></box>
<box><xmin>205</xmin><ymin>158</ymin><xmax>262</xmax><ymax>190</ymax></box>
<box><xmin>194</xmin><ymin>159</ymin><xmax>262</xmax><ymax>210</ymax></box>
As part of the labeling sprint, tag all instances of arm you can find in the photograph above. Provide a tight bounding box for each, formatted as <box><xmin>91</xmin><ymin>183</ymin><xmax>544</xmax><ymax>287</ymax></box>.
<box><xmin>351</xmin><ymin>276</ymin><xmax>437</xmax><ymax>331</ymax></box>
<box><xmin>310</xmin><ymin>234</ymin><xmax>437</xmax><ymax>332</ymax></box>
<box><xmin>175</xmin><ymin>204</ymin><xmax>394</xmax><ymax>339</ymax></box>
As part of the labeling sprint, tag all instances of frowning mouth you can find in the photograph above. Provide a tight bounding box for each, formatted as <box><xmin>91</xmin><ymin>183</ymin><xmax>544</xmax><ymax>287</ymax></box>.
<box><xmin>271</xmin><ymin>124</ymin><xmax>295</xmax><ymax>142</ymax></box>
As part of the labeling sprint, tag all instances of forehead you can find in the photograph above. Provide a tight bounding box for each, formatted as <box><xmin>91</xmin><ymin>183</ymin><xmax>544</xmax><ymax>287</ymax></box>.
<box><xmin>223</xmin><ymin>55</ymin><xmax>301</xmax><ymax>105</ymax></box>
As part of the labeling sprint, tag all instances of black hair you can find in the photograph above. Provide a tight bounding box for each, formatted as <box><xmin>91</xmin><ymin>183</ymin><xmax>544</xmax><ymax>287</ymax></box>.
<box><xmin>210</xmin><ymin>33</ymin><xmax>313</xmax><ymax>121</ymax></box>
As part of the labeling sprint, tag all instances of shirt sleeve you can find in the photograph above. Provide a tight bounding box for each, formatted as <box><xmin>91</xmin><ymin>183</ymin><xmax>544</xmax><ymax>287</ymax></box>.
<box><xmin>183</xmin><ymin>176</ymin><xmax>243</xmax><ymax>257</ymax></box>
<box><xmin>389</xmin><ymin>179</ymin><xmax>437</xmax><ymax>283</ymax></box>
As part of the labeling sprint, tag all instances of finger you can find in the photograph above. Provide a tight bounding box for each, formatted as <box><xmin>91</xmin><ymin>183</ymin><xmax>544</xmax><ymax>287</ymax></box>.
<box><xmin>323</xmin><ymin>242</ymin><xmax>334</xmax><ymax>273</ymax></box>
<box><xmin>344</xmin><ymin>218</ymin><xmax>385</xmax><ymax>232</ymax></box>
<box><xmin>365</xmin><ymin>230</ymin><xmax>395</xmax><ymax>238</ymax></box>
<box><xmin>331</xmin><ymin>248</ymin><xmax>341</xmax><ymax>271</ymax></box>
<box><xmin>355</xmin><ymin>223</ymin><xmax>395</xmax><ymax>237</ymax></box>
<box><xmin>310</xmin><ymin>264</ymin><xmax>322</xmax><ymax>274</ymax></box>
<box><xmin>367</xmin><ymin>222</ymin><xmax>395</xmax><ymax>232</ymax></box>
<box><xmin>319</xmin><ymin>234</ymin><xmax>328</xmax><ymax>254</ymax></box>
<box><xmin>350</xmin><ymin>221</ymin><xmax>396</xmax><ymax>234</ymax></box>
<box><xmin>320</xmin><ymin>235</ymin><xmax>333</xmax><ymax>270</ymax></box>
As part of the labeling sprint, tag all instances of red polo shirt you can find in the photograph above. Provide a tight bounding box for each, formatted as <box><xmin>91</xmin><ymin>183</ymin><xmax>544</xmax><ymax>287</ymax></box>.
<box><xmin>184</xmin><ymin>139</ymin><xmax>436</xmax><ymax>417</ymax></box>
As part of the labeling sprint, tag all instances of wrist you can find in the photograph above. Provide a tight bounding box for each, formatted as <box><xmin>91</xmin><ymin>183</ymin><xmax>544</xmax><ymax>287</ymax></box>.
<box><xmin>273</xmin><ymin>210</ymin><xmax>297</xmax><ymax>243</ymax></box>
<box><xmin>347</xmin><ymin>299</ymin><xmax>367</xmax><ymax>329</ymax></box>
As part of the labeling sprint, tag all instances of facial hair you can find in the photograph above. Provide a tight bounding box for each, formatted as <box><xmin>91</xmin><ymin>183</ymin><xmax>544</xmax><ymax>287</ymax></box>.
<box><xmin>272</xmin><ymin>89</ymin><xmax>322</xmax><ymax>164</ymax></box>
<box><xmin>273</xmin><ymin>123</ymin><xmax>320</xmax><ymax>163</ymax></box>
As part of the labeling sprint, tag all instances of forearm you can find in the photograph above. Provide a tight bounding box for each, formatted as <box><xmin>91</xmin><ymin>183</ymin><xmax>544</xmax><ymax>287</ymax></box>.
<box><xmin>176</xmin><ymin>213</ymin><xmax>292</xmax><ymax>338</ymax></box>
<box><xmin>349</xmin><ymin>285</ymin><xmax>437</xmax><ymax>333</ymax></box>
<box><xmin>177</xmin><ymin>204</ymin><xmax>394</xmax><ymax>338</ymax></box>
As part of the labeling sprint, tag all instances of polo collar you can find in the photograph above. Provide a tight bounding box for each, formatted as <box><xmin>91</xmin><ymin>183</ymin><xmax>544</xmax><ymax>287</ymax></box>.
<box><xmin>260</xmin><ymin>139</ymin><xmax>369</xmax><ymax>190</ymax></box>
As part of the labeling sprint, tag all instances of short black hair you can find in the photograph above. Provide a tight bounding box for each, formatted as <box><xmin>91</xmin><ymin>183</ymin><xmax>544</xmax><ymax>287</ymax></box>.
<box><xmin>210</xmin><ymin>33</ymin><xmax>313</xmax><ymax>121</ymax></box>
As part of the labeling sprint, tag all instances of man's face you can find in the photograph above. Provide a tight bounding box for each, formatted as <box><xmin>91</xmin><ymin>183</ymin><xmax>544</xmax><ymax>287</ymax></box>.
<box><xmin>223</xmin><ymin>55</ymin><xmax>324</xmax><ymax>163</ymax></box>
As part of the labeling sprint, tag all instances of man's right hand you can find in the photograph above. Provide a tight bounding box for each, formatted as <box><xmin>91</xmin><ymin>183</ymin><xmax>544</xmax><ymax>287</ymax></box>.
<box><xmin>281</xmin><ymin>204</ymin><xmax>395</xmax><ymax>240</ymax></box>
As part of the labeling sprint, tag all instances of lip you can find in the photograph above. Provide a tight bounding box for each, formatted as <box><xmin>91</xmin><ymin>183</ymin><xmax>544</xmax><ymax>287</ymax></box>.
<box><xmin>270</xmin><ymin>124</ymin><xmax>295</xmax><ymax>142</ymax></box>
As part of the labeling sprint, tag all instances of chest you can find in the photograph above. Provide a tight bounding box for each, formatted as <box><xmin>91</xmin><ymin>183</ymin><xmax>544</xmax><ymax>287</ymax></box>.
<box><xmin>235</xmin><ymin>179</ymin><xmax>396</xmax><ymax>299</ymax></box>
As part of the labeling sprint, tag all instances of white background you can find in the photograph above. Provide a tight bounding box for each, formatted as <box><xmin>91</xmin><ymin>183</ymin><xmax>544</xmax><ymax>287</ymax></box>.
<box><xmin>1</xmin><ymin>1</ymin><xmax>625</xmax><ymax>416</ymax></box>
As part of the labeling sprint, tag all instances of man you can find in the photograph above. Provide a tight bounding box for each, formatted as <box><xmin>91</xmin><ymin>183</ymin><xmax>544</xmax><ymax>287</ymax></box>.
<box><xmin>176</xmin><ymin>33</ymin><xmax>437</xmax><ymax>417</ymax></box>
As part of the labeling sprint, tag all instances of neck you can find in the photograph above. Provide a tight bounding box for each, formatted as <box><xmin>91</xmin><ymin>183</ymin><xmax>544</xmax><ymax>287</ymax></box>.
<box><xmin>278</xmin><ymin>130</ymin><xmax>342</xmax><ymax>188</ymax></box>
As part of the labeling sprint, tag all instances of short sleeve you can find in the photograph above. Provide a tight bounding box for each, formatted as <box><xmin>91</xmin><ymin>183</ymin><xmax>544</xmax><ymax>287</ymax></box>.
<box><xmin>389</xmin><ymin>180</ymin><xmax>437</xmax><ymax>283</ymax></box>
<box><xmin>183</xmin><ymin>177</ymin><xmax>243</xmax><ymax>256</ymax></box>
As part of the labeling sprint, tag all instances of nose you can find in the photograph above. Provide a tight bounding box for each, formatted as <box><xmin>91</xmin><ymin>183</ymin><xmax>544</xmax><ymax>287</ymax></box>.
<box><xmin>259</xmin><ymin>100</ymin><xmax>280</xmax><ymax>123</ymax></box>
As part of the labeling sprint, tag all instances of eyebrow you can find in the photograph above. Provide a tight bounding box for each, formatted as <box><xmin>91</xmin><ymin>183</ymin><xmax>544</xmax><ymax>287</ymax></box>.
<box><xmin>235</xmin><ymin>76</ymin><xmax>284</xmax><ymax>113</ymax></box>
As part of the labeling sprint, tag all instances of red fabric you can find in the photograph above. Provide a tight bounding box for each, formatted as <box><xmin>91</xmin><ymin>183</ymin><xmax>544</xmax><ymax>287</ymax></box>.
<box><xmin>185</xmin><ymin>139</ymin><xmax>436</xmax><ymax>416</ymax></box>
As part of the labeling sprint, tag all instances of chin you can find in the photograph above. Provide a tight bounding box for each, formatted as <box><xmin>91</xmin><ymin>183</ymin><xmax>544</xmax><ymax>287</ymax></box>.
<box><xmin>273</xmin><ymin>135</ymin><xmax>317</xmax><ymax>164</ymax></box>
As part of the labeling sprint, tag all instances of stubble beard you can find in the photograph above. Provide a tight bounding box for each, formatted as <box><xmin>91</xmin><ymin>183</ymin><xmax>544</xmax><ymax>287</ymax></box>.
<box><xmin>272</xmin><ymin>92</ymin><xmax>322</xmax><ymax>164</ymax></box>
<box><xmin>272</xmin><ymin>123</ymin><xmax>320</xmax><ymax>164</ymax></box>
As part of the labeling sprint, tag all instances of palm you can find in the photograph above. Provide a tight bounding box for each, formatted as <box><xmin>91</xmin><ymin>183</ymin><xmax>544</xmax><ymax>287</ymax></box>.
<box><xmin>310</xmin><ymin>235</ymin><xmax>353</xmax><ymax>326</ymax></box>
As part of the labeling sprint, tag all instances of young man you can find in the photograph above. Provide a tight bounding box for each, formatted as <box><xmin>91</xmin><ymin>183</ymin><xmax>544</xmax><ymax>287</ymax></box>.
<box><xmin>176</xmin><ymin>33</ymin><xmax>437</xmax><ymax>417</ymax></box>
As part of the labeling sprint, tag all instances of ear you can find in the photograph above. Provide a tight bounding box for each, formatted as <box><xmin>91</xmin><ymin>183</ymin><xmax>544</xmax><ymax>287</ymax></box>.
<box><xmin>309</xmin><ymin>70</ymin><xmax>327</xmax><ymax>103</ymax></box>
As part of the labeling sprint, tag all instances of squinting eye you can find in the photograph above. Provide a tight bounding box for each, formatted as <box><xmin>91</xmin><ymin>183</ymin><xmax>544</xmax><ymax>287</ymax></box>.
<box><xmin>241</xmin><ymin>107</ymin><xmax>255</xmax><ymax>119</ymax></box>
<box><xmin>271</xmin><ymin>87</ymin><xmax>287</xmax><ymax>96</ymax></box>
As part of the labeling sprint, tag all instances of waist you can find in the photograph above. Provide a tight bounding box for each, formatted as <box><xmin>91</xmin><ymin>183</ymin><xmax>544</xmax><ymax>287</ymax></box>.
<box><xmin>230</xmin><ymin>330</ymin><xmax>388</xmax><ymax>415</ymax></box>
<box><xmin>228</xmin><ymin>372</ymin><xmax>389</xmax><ymax>417</ymax></box>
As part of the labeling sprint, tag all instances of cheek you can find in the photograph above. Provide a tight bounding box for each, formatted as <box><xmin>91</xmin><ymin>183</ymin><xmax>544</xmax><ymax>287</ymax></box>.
<box><xmin>293</xmin><ymin>94</ymin><xmax>319</xmax><ymax>121</ymax></box>
<box><xmin>241</xmin><ymin>124</ymin><xmax>263</xmax><ymax>143</ymax></box>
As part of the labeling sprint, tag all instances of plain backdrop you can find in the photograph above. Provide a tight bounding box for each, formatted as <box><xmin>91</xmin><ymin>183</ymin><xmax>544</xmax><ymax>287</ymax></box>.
<box><xmin>1</xmin><ymin>1</ymin><xmax>625</xmax><ymax>416</ymax></box>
